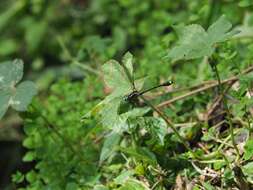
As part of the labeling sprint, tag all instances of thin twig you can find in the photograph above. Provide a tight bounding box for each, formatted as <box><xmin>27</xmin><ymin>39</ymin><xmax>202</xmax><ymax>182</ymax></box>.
<box><xmin>157</xmin><ymin>65</ymin><xmax>253</xmax><ymax>108</ymax></box>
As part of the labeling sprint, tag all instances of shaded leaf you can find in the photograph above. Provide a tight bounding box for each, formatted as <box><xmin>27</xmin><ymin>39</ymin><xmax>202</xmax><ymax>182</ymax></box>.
<box><xmin>11</xmin><ymin>81</ymin><xmax>37</xmax><ymax>111</ymax></box>
<box><xmin>0</xmin><ymin>59</ymin><xmax>23</xmax><ymax>89</ymax></box>
<box><xmin>0</xmin><ymin>60</ymin><xmax>37</xmax><ymax>119</ymax></box>
<box><xmin>0</xmin><ymin>89</ymin><xmax>12</xmax><ymax>119</ymax></box>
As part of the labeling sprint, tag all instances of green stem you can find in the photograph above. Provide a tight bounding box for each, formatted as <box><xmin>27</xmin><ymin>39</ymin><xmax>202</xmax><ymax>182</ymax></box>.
<box><xmin>209</xmin><ymin>58</ymin><xmax>240</xmax><ymax>160</ymax></box>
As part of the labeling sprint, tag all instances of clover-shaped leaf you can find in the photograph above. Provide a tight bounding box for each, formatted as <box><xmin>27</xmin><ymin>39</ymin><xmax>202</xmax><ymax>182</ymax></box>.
<box><xmin>0</xmin><ymin>59</ymin><xmax>37</xmax><ymax>119</ymax></box>
<box><xmin>83</xmin><ymin>52</ymin><xmax>147</xmax><ymax>129</ymax></box>
<box><xmin>167</xmin><ymin>15</ymin><xmax>239</xmax><ymax>62</ymax></box>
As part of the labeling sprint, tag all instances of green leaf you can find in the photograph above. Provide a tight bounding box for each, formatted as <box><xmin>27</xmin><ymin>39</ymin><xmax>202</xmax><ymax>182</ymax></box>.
<box><xmin>24</xmin><ymin>19</ymin><xmax>47</xmax><ymax>53</ymax></box>
<box><xmin>83</xmin><ymin>52</ymin><xmax>146</xmax><ymax>130</ymax></box>
<box><xmin>243</xmin><ymin>139</ymin><xmax>253</xmax><ymax>160</ymax></box>
<box><xmin>119</xmin><ymin>146</ymin><xmax>157</xmax><ymax>165</ymax></box>
<box><xmin>0</xmin><ymin>89</ymin><xmax>12</xmax><ymax>119</ymax></box>
<box><xmin>102</xmin><ymin>59</ymin><xmax>132</xmax><ymax>97</ymax></box>
<box><xmin>143</xmin><ymin>117</ymin><xmax>167</xmax><ymax>145</ymax></box>
<box><xmin>23</xmin><ymin>151</ymin><xmax>35</xmax><ymax>162</ymax></box>
<box><xmin>93</xmin><ymin>185</ymin><xmax>109</xmax><ymax>190</ymax></box>
<box><xmin>114</xmin><ymin>170</ymin><xmax>135</xmax><ymax>184</ymax></box>
<box><xmin>167</xmin><ymin>15</ymin><xmax>238</xmax><ymax>62</ymax></box>
<box><xmin>203</xmin><ymin>182</ymin><xmax>215</xmax><ymax>190</ymax></box>
<box><xmin>117</xmin><ymin>179</ymin><xmax>149</xmax><ymax>190</ymax></box>
<box><xmin>0</xmin><ymin>39</ymin><xmax>18</xmax><ymax>56</ymax></box>
<box><xmin>100</xmin><ymin>97</ymin><xmax>121</xmax><ymax>128</ymax></box>
<box><xmin>0</xmin><ymin>59</ymin><xmax>23</xmax><ymax>89</ymax></box>
<box><xmin>11</xmin><ymin>81</ymin><xmax>37</xmax><ymax>111</ymax></box>
<box><xmin>242</xmin><ymin>162</ymin><xmax>253</xmax><ymax>176</ymax></box>
<box><xmin>100</xmin><ymin>132</ymin><xmax>121</xmax><ymax>163</ymax></box>
<box><xmin>12</xmin><ymin>171</ymin><xmax>24</xmax><ymax>184</ymax></box>
<box><xmin>66</xmin><ymin>182</ymin><xmax>79</xmax><ymax>190</ymax></box>
<box><xmin>25</xmin><ymin>170</ymin><xmax>37</xmax><ymax>183</ymax></box>
<box><xmin>207</xmin><ymin>15</ymin><xmax>237</xmax><ymax>44</ymax></box>
<box><xmin>0</xmin><ymin>60</ymin><xmax>37</xmax><ymax>119</ymax></box>
<box><xmin>122</xmin><ymin>52</ymin><xmax>134</xmax><ymax>77</ymax></box>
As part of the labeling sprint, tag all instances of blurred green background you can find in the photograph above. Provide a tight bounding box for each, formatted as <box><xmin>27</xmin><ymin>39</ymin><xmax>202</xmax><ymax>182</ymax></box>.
<box><xmin>0</xmin><ymin>0</ymin><xmax>253</xmax><ymax>189</ymax></box>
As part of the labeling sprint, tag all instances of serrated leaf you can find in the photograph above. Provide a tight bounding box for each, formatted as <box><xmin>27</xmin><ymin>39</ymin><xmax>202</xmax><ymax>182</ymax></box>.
<box><xmin>83</xmin><ymin>52</ymin><xmax>146</xmax><ymax>130</ymax></box>
<box><xmin>0</xmin><ymin>59</ymin><xmax>23</xmax><ymax>89</ymax></box>
<box><xmin>167</xmin><ymin>15</ymin><xmax>238</xmax><ymax>62</ymax></box>
<box><xmin>102</xmin><ymin>59</ymin><xmax>132</xmax><ymax>97</ymax></box>
<box><xmin>11</xmin><ymin>81</ymin><xmax>37</xmax><ymax>111</ymax></box>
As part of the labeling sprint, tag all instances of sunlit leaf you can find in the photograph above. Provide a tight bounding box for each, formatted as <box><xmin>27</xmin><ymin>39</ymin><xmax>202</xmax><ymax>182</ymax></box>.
<box><xmin>83</xmin><ymin>52</ymin><xmax>147</xmax><ymax>129</ymax></box>
<box><xmin>244</xmin><ymin>139</ymin><xmax>253</xmax><ymax>160</ymax></box>
<box><xmin>167</xmin><ymin>15</ymin><xmax>239</xmax><ymax>62</ymax></box>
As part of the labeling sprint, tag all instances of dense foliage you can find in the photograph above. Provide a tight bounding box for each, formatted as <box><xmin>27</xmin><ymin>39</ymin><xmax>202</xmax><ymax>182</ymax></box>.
<box><xmin>0</xmin><ymin>0</ymin><xmax>253</xmax><ymax>189</ymax></box>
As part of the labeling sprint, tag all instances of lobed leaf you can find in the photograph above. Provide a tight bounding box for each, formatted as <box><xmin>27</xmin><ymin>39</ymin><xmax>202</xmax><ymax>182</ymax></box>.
<box><xmin>11</xmin><ymin>81</ymin><xmax>37</xmax><ymax>111</ymax></box>
<box><xmin>167</xmin><ymin>15</ymin><xmax>238</xmax><ymax>62</ymax></box>
<box><xmin>0</xmin><ymin>60</ymin><xmax>37</xmax><ymax>119</ymax></box>
<box><xmin>0</xmin><ymin>59</ymin><xmax>23</xmax><ymax>89</ymax></box>
<box><xmin>0</xmin><ymin>89</ymin><xmax>12</xmax><ymax>119</ymax></box>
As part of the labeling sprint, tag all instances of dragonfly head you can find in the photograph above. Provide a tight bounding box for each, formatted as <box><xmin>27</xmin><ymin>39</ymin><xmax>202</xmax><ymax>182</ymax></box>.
<box><xmin>124</xmin><ymin>90</ymin><xmax>139</xmax><ymax>103</ymax></box>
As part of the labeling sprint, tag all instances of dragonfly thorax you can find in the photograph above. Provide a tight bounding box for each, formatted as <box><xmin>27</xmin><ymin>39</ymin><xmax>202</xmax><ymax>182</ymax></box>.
<box><xmin>125</xmin><ymin>90</ymin><xmax>139</xmax><ymax>103</ymax></box>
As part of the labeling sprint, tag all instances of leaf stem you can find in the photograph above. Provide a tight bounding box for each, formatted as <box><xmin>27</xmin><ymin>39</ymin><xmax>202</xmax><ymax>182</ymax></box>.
<box><xmin>209</xmin><ymin>57</ymin><xmax>240</xmax><ymax>160</ymax></box>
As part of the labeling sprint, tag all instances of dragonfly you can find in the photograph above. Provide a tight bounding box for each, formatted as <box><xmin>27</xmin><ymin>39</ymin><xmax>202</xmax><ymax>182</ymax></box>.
<box><xmin>103</xmin><ymin>52</ymin><xmax>173</xmax><ymax>105</ymax></box>
<box><xmin>124</xmin><ymin>80</ymin><xmax>173</xmax><ymax>105</ymax></box>
<box><xmin>82</xmin><ymin>52</ymin><xmax>173</xmax><ymax>126</ymax></box>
